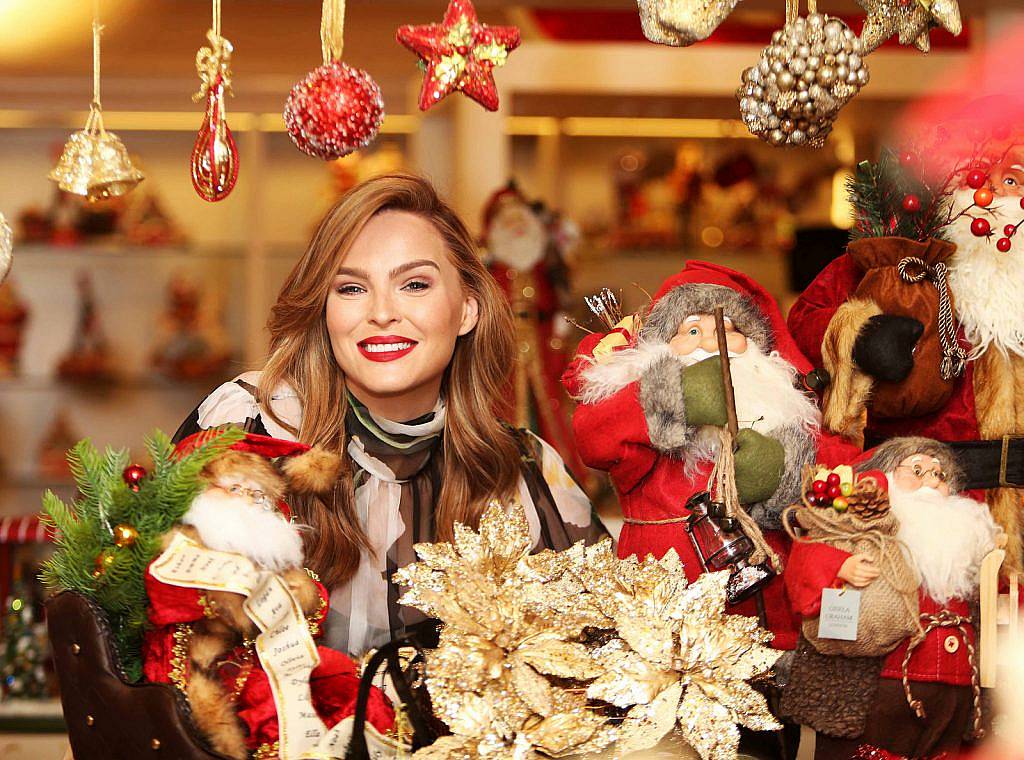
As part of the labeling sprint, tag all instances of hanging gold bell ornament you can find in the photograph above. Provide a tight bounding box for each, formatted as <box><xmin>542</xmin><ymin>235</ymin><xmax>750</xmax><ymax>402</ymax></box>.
<box><xmin>49</xmin><ymin>105</ymin><xmax>145</xmax><ymax>201</ymax></box>
<box><xmin>737</xmin><ymin>9</ymin><xmax>868</xmax><ymax>148</ymax></box>
<box><xmin>49</xmin><ymin>18</ymin><xmax>144</xmax><ymax>201</ymax></box>
<box><xmin>190</xmin><ymin>6</ymin><xmax>238</xmax><ymax>201</ymax></box>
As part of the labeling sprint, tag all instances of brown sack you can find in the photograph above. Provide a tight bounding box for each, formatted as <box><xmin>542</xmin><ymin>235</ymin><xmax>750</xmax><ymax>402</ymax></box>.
<box><xmin>846</xmin><ymin>236</ymin><xmax>964</xmax><ymax>419</ymax></box>
<box><xmin>785</xmin><ymin>505</ymin><xmax>923</xmax><ymax>658</ymax></box>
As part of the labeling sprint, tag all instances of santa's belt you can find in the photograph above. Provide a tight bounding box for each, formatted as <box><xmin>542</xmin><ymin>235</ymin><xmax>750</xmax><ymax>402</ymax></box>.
<box><xmin>944</xmin><ymin>436</ymin><xmax>1024</xmax><ymax>490</ymax></box>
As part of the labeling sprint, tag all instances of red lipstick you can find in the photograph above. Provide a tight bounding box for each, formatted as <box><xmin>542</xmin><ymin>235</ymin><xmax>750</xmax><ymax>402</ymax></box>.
<box><xmin>357</xmin><ymin>335</ymin><xmax>417</xmax><ymax>363</ymax></box>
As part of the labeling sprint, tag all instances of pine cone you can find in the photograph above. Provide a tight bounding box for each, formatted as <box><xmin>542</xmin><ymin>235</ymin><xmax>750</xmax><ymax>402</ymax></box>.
<box><xmin>848</xmin><ymin>478</ymin><xmax>889</xmax><ymax>520</ymax></box>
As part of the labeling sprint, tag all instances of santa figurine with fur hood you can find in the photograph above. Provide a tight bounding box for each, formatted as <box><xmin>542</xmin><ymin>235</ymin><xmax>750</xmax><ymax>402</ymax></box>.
<box><xmin>563</xmin><ymin>261</ymin><xmax>858</xmax><ymax>648</ymax></box>
<box><xmin>783</xmin><ymin>437</ymin><xmax>1001</xmax><ymax>759</ymax></box>
<box><xmin>142</xmin><ymin>431</ymin><xmax>394</xmax><ymax>760</ymax></box>
<box><xmin>788</xmin><ymin>132</ymin><xmax>1024</xmax><ymax>576</ymax></box>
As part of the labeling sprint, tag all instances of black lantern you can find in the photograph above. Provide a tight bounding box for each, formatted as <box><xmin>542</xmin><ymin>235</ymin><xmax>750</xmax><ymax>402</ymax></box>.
<box><xmin>684</xmin><ymin>491</ymin><xmax>775</xmax><ymax>605</ymax></box>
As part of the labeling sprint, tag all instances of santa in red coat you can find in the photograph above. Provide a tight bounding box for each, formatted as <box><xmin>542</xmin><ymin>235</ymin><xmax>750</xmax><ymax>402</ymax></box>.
<box><xmin>563</xmin><ymin>261</ymin><xmax>859</xmax><ymax>649</ymax></box>
<box><xmin>784</xmin><ymin>437</ymin><xmax>1001</xmax><ymax>759</ymax></box>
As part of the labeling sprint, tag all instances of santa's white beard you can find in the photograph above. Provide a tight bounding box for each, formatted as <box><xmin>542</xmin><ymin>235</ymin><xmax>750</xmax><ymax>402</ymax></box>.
<box><xmin>947</xmin><ymin>188</ymin><xmax>1024</xmax><ymax>358</ymax></box>
<box><xmin>182</xmin><ymin>488</ymin><xmax>306</xmax><ymax>572</ymax></box>
<box><xmin>888</xmin><ymin>481</ymin><xmax>999</xmax><ymax>605</ymax></box>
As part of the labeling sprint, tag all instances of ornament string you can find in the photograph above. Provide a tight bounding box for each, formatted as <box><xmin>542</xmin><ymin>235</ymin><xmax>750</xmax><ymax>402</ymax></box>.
<box><xmin>87</xmin><ymin>0</ymin><xmax>106</xmax><ymax>136</ymax></box>
<box><xmin>321</xmin><ymin>0</ymin><xmax>346</xmax><ymax>64</ymax></box>
<box><xmin>708</xmin><ymin>306</ymin><xmax>781</xmax><ymax>573</ymax></box>
<box><xmin>213</xmin><ymin>0</ymin><xmax>221</xmax><ymax>38</ymax></box>
<box><xmin>786</xmin><ymin>0</ymin><xmax>798</xmax><ymax>27</ymax></box>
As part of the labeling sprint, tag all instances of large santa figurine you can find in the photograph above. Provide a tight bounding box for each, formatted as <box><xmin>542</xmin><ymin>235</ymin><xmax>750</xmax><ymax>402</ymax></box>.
<box><xmin>784</xmin><ymin>437</ymin><xmax>1000</xmax><ymax>759</ymax></box>
<box><xmin>563</xmin><ymin>261</ymin><xmax>858</xmax><ymax>648</ymax></box>
<box><xmin>788</xmin><ymin>140</ymin><xmax>1024</xmax><ymax>574</ymax></box>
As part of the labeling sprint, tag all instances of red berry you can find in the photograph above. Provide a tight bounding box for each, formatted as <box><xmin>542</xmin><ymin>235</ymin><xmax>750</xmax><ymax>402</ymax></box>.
<box><xmin>902</xmin><ymin>194</ymin><xmax>921</xmax><ymax>213</ymax></box>
<box><xmin>122</xmin><ymin>464</ymin><xmax>148</xmax><ymax>492</ymax></box>
<box><xmin>827</xmin><ymin>485</ymin><xmax>842</xmax><ymax>499</ymax></box>
<box><xmin>971</xmin><ymin>217</ymin><xmax>991</xmax><ymax>237</ymax></box>
<box><xmin>974</xmin><ymin>187</ymin><xmax>994</xmax><ymax>208</ymax></box>
<box><xmin>812</xmin><ymin>479</ymin><xmax>827</xmax><ymax>494</ymax></box>
<box><xmin>966</xmin><ymin>169</ymin><xmax>987</xmax><ymax>189</ymax></box>
<box><xmin>826</xmin><ymin>472</ymin><xmax>842</xmax><ymax>487</ymax></box>
<box><xmin>997</xmin><ymin>237</ymin><xmax>1013</xmax><ymax>252</ymax></box>
<box><xmin>1005</xmin><ymin>224</ymin><xmax>1017</xmax><ymax>237</ymax></box>
<box><xmin>1020</xmin><ymin>197</ymin><xmax>1024</xmax><ymax>210</ymax></box>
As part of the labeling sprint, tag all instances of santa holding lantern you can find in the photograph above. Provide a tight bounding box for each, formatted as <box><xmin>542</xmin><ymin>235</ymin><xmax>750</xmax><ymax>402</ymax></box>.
<box><xmin>564</xmin><ymin>260</ymin><xmax>859</xmax><ymax>648</ymax></box>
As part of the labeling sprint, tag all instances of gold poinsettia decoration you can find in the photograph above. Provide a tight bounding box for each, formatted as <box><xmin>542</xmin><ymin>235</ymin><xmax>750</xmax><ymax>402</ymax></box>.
<box><xmin>576</xmin><ymin>542</ymin><xmax>782</xmax><ymax>759</ymax></box>
<box><xmin>395</xmin><ymin>502</ymin><xmax>781</xmax><ymax>760</ymax></box>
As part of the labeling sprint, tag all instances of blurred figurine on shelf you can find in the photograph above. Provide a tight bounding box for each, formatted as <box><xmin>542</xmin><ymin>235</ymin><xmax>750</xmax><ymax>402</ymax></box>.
<box><xmin>610</xmin><ymin>149</ymin><xmax>681</xmax><ymax>249</ymax></box>
<box><xmin>699</xmin><ymin>151</ymin><xmax>789</xmax><ymax>251</ymax></box>
<box><xmin>151</xmin><ymin>273</ymin><xmax>231</xmax><ymax>382</ymax></box>
<box><xmin>119</xmin><ymin>191</ymin><xmax>186</xmax><ymax>247</ymax></box>
<box><xmin>56</xmin><ymin>272</ymin><xmax>116</xmax><ymax>384</ymax></box>
<box><xmin>0</xmin><ymin>279</ymin><xmax>29</xmax><ymax>377</ymax></box>
<box><xmin>37</xmin><ymin>409</ymin><xmax>80</xmax><ymax>481</ymax></box>
<box><xmin>482</xmin><ymin>182</ymin><xmax>589</xmax><ymax>483</ymax></box>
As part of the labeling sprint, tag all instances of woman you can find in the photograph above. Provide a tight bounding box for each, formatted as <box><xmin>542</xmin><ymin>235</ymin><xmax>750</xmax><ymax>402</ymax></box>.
<box><xmin>173</xmin><ymin>174</ymin><xmax>606</xmax><ymax>657</ymax></box>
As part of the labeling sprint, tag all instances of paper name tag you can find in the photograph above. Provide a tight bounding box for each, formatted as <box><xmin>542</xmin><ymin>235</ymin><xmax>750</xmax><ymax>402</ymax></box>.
<box><xmin>817</xmin><ymin>587</ymin><xmax>861</xmax><ymax>641</ymax></box>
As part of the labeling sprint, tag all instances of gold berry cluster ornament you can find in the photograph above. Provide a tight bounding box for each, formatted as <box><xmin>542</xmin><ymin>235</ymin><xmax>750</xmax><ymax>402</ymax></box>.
<box><xmin>738</xmin><ymin>7</ymin><xmax>867</xmax><ymax>148</ymax></box>
<box><xmin>396</xmin><ymin>502</ymin><xmax>780</xmax><ymax>759</ymax></box>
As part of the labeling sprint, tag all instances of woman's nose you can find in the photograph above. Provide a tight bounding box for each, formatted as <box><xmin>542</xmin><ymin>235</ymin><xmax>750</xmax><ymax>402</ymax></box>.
<box><xmin>368</xmin><ymin>291</ymin><xmax>399</xmax><ymax>326</ymax></box>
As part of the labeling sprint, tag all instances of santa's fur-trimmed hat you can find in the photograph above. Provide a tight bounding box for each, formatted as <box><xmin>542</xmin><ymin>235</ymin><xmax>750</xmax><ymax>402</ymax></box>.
<box><xmin>641</xmin><ymin>261</ymin><xmax>813</xmax><ymax>375</ymax></box>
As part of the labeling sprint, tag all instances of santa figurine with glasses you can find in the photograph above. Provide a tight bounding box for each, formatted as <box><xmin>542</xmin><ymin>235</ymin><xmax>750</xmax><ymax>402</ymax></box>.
<box><xmin>785</xmin><ymin>436</ymin><xmax>1002</xmax><ymax>760</ymax></box>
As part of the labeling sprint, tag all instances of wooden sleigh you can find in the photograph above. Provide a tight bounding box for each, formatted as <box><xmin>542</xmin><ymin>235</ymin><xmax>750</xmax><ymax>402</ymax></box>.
<box><xmin>978</xmin><ymin>548</ymin><xmax>1022</xmax><ymax>689</ymax></box>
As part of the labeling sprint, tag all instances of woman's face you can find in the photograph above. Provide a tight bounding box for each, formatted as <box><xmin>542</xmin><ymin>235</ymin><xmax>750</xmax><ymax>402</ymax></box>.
<box><xmin>326</xmin><ymin>210</ymin><xmax>479</xmax><ymax>419</ymax></box>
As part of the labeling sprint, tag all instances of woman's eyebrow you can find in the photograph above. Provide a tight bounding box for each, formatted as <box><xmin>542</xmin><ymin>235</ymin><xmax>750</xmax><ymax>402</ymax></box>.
<box><xmin>390</xmin><ymin>260</ymin><xmax>440</xmax><ymax>278</ymax></box>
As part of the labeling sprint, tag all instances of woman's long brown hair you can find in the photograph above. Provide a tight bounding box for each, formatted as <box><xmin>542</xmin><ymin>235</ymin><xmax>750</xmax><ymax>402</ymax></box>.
<box><xmin>258</xmin><ymin>174</ymin><xmax>520</xmax><ymax>589</ymax></box>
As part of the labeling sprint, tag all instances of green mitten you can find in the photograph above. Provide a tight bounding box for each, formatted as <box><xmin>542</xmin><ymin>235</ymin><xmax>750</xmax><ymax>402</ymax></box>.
<box><xmin>680</xmin><ymin>357</ymin><xmax>728</xmax><ymax>427</ymax></box>
<box><xmin>733</xmin><ymin>428</ymin><xmax>784</xmax><ymax>504</ymax></box>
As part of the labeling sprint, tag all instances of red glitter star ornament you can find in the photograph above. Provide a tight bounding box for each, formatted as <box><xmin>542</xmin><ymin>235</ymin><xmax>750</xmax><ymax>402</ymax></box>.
<box><xmin>396</xmin><ymin>0</ymin><xmax>520</xmax><ymax>112</ymax></box>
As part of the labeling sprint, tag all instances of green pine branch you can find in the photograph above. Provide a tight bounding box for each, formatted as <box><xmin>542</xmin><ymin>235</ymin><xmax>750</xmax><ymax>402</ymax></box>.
<box><xmin>40</xmin><ymin>425</ymin><xmax>246</xmax><ymax>682</ymax></box>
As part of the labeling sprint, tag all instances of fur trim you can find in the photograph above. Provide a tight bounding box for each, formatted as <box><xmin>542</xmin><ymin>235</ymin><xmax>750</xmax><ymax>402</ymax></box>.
<box><xmin>748</xmin><ymin>423</ymin><xmax>817</xmax><ymax>530</ymax></box>
<box><xmin>186</xmin><ymin>668</ymin><xmax>248</xmax><ymax>759</ymax></box>
<box><xmin>281</xmin><ymin>447</ymin><xmax>342</xmax><ymax>494</ymax></box>
<box><xmin>642</xmin><ymin>283</ymin><xmax>772</xmax><ymax>350</ymax></box>
<box><xmin>973</xmin><ymin>349</ymin><xmax>1024</xmax><ymax>574</ymax></box>
<box><xmin>822</xmin><ymin>298</ymin><xmax>881</xmax><ymax>447</ymax></box>
<box><xmin>575</xmin><ymin>341</ymin><xmax>675</xmax><ymax>404</ymax></box>
<box><xmin>638</xmin><ymin>354</ymin><xmax>693</xmax><ymax>454</ymax></box>
<box><xmin>858</xmin><ymin>436</ymin><xmax>963</xmax><ymax>493</ymax></box>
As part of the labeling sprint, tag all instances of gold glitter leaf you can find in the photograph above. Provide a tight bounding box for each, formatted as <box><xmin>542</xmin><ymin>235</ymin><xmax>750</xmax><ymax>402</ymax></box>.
<box><xmin>522</xmin><ymin>712</ymin><xmax>604</xmax><ymax>757</ymax></box>
<box><xmin>515</xmin><ymin>636</ymin><xmax>605</xmax><ymax>680</ymax></box>
<box><xmin>509</xmin><ymin>661</ymin><xmax>554</xmax><ymax>717</ymax></box>
<box><xmin>677</xmin><ymin>686</ymin><xmax>740</xmax><ymax>760</ymax></box>
<box><xmin>616</xmin><ymin>679</ymin><xmax>684</xmax><ymax>754</ymax></box>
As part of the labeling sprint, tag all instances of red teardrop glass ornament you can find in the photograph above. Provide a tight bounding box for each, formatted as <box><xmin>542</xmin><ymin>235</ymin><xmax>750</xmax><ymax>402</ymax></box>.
<box><xmin>191</xmin><ymin>77</ymin><xmax>239</xmax><ymax>202</ymax></box>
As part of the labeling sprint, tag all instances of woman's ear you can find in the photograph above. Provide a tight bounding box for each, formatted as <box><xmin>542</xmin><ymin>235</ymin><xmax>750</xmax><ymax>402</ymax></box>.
<box><xmin>459</xmin><ymin>295</ymin><xmax>480</xmax><ymax>336</ymax></box>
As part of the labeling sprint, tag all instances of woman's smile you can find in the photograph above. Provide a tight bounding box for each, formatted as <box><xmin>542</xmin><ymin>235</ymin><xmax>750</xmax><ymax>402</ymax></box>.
<box><xmin>357</xmin><ymin>335</ymin><xmax>418</xmax><ymax>362</ymax></box>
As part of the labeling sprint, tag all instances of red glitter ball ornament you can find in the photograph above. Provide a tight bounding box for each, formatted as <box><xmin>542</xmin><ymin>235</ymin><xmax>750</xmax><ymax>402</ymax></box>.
<box><xmin>901</xmin><ymin>194</ymin><xmax>921</xmax><ymax>213</ymax></box>
<box><xmin>122</xmin><ymin>464</ymin><xmax>148</xmax><ymax>491</ymax></box>
<box><xmin>970</xmin><ymin>217</ymin><xmax>991</xmax><ymax>237</ymax></box>
<box><xmin>284</xmin><ymin>62</ymin><xmax>385</xmax><ymax>160</ymax></box>
<box><xmin>997</xmin><ymin>237</ymin><xmax>1013</xmax><ymax>252</ymax></box>
<box><xmin>966</xmin><ymin>169</ymin><xmax>987</xmax><ymax>189</ymax></box>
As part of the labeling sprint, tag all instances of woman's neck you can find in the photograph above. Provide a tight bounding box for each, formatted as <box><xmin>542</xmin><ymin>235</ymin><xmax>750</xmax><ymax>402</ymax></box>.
<box><xmin>346</xmin><ymin>383</ymin><xmax>441</xmax><ymax>423</ymax></box>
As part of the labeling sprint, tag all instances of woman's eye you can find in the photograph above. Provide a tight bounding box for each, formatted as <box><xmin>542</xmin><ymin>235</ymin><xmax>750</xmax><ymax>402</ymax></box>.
<box><xmin>336</xmin><ymin>283</ymin><xmax>365</xmax><ymax>295</ymax></box>
<box><xmin>403</xmin><ymin>280</ymin><xmax>430</xmax><ymax>292</ymax></box>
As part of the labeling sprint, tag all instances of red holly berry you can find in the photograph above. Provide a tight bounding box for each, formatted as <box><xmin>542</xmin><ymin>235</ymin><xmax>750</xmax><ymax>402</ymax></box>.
<box><xmin>971</xmin><ymin>217</ymin><xmax>991</xmax><ymax>237</ymax></box>
<box><xmin>1005</xmin><ymin>224</ymin><xmax>1017</xmax><ymax>237</ymax></box>
<box><xmin>812</xmin><ymin>479</ymin><xmax>827</xmax><ymax>495</ymax></box>
<box><xmin>966</xmin><ymin>169</ymin><xmax>988</xmax><ymax>189</ymax></box>
<box><xmin>1020</xmin><ymin>197</ymin><xmax>1024</xmax><ymax>210</ymax></box>
<box><xmin>122</xmin><ymin>464</ymin><xmax>148</xmax><ymax>492</ymax></box>
<box><xmin>827</xmin><ymin>485</ymin><xmax>842</xmax><ymax>499</ymax></box>
<box><xmin>901</xmin><ymin>194</ymin><xmax>921</xmax><ymax>213</ymax></box>
<box><xmin>974</xmin><ymin>187</ymin><xmax>994</xmax><ymax>208</ymax></box>
<box><xmin>997</xmin><ymin>237</ymin><xmax>1013</xmax><ymax>252</ymax></box>
<box><xmin>826</xmin><ymin>472</ymin><xmax>842</xmax><ymax>487</ymax></box>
